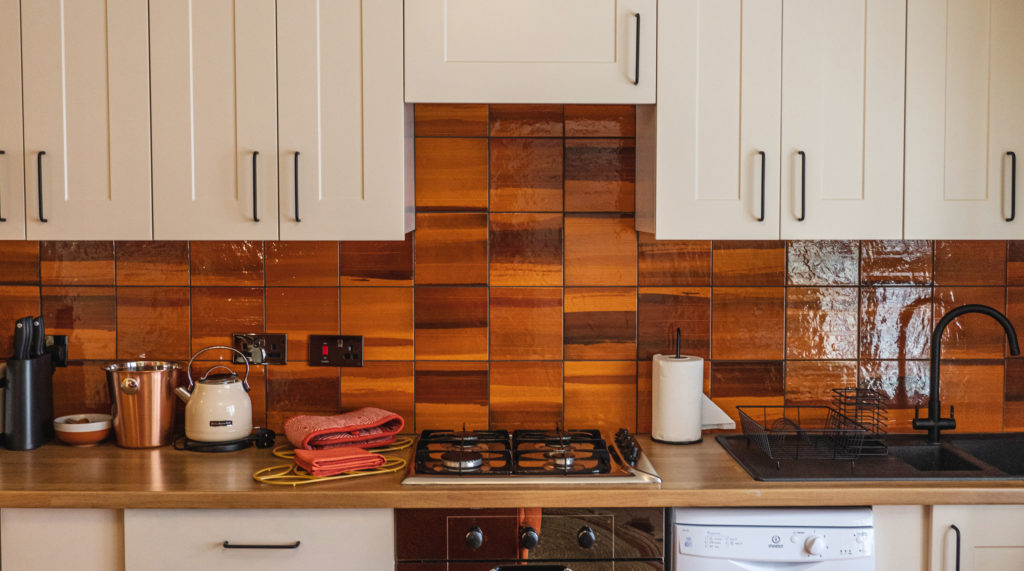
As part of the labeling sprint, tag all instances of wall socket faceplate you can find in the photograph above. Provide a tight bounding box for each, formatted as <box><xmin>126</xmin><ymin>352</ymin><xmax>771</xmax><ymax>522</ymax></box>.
<box><xmin>308</xmin><ymin>335</ymin><xmax>363</xmax><ymax>367</ymax></box>
<box><xmin>232</xmin><ymin>333</ymin><xmax>287</xmax><ymax>365</ymax></box>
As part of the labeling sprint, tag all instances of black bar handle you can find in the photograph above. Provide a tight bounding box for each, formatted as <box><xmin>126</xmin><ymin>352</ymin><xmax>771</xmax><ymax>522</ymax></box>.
<box><xmin>757</xmin><ymin>151</ymin><xmax>766</xmax><ymax>222</ymax></box>
<box><xmin>797</xmin><ymin>150</ymin><xmax>806</xmax><ymax>222</ymax></box>
<box><xmin>223</xmin><ymin>540</ymin><xmax>300</xmax><ymax>550</ymax></box>
<box><xmin>0</xmin><ymin>149</ymin><xmax>6</xmax><ymax>222</ymax></box>
<box><xmin>252</xmin><ymin>151</ymin><xmax>260</xmax><ymax>222</ymax></box>
<box><xmin>294</xmin><ymin>151</ymin><xmax>301</xmax><ymax>222</ymax></box>
<box><xmin>951</xmin><ymin>524</ymin><xmax>961</xmax><ymax>571</ymax></box>
<box><xmin>633</xmin><ymin>13</ymin><xmax>641</xmax><ymax>86</ymax></box>
<box><xmin>37</xmin><ymin>151</ymin><xmax>47</xmax><ymax>223</ymax></box>
<box><xmin>1008</xmin><ymin>151</ymin><xmax>1017</xmax><ymax>222</ymax></box>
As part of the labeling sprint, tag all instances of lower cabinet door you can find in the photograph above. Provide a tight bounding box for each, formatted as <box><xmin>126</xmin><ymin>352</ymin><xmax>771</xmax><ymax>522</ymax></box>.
<box><xmin>930</xmin><ymin>505</ymin><xmax>1024</xmax><ymax>571</ymax></box>
<box><xmin>124</xmin><ymin>509</ymin><xmax>393</xmax><ymax>570</ymax></box>
<box><xmin>0</xmin><ymin>508</ymin><xmax>123</xmax><ymax>571</ymax></box>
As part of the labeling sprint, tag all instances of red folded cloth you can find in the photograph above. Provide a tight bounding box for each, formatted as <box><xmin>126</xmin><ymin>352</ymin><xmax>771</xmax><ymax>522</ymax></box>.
<box><xmin>294</xmin><ymin>447</ymin><xmax>386</xmax><ymax>477</ymax></box>
<box><xmin>284</xmin><ymin>407</ymin><xmax>405</xmax><ymax>450</ymax></box>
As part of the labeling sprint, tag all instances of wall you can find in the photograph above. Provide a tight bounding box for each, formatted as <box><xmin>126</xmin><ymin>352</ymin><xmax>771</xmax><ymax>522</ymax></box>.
<box><xmin>0</xmin><ymin>104</ymin><xmax>1022</xmax><ymax>437</ymax></box>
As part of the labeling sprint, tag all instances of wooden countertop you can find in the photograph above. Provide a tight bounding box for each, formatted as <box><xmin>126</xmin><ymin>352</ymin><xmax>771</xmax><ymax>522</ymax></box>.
<box><xmin>1</xmin><ymin>437</ymin><xmax>1023</xmax><ymax>509</ymax></box>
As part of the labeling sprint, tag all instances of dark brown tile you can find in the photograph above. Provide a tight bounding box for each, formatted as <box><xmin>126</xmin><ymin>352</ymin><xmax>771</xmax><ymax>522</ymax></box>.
<box><xmin>564</xmin><ymin>214</ymin><xmax>637</xmax><ymax>286</ymax></box>
<box><xmin>934</xmin><ymin>286</ymin><xmax>1007</xmax><ymax>359</ymax></box>
<box><xmin>859</xmin><ymin>287</ymin><xmax>933</xmax><ymax>360</ymax></box>
<box><xmin>1009</xmin><ymin>287</ymin><xmax>1024</xmax><ymax>356</ymax></box>
<box><xmin>637</xmin><ymin>234</ymin><xmax>711</xmax><ymax>286</ymax></box>
<box><xmin>711</xmin><ymin>241</ymin><xmax>786</xmax><ymax>286</ymax></box>
<box><xmin>859</xmin><ymin>360</ymin><xmax>930</xmax><ymax>432</ymax></box>
<box><xmin>637</xmin><ymin>287</ymin><xmax>711</xmax><ymax>360</ymax></box>
<box><xmin>934</xmin><ymin>240</ymin><xmax>1006</xmax><ymax>285</ymax></box>
<box><xmin>414</xmin><ymin>361</ymin><xmax>489</xmax><ymax>431</ymax></box>
<box><xmin>266</xmin><ymin>364</ymin><xmax>340</xmax><ymax>432</ymax></box>
<box><xmin>266</xmin><ymin>241</ymin><xmax>339</xmax><ymax>286</ymax></box>
<box><xmin>711</xmin><ymin>287</ymin><xmax>785</xmax><ymax>360</ymax></box>
<box><xmin>341</xmin><ymin>361</ymin><xmax>415</xmax><ymax>425</ymax></box>
<box><xmin>414</xmin><ymin>104</ymin><xmax>489</xmax><ymax>137</ymax></box>
<box><xmin>784</xmin><ymin>361</ymin><xmax>858</xmax><ymax>406</ymax></box>
<box><xmin>415</xmin><ymin>138</ymin><xmax>488</xmax><ymax>212</ymax></box>
<box><xmin>415</xmin><ymin>213</ymin><xmax>488</xmax><ymax>285</ymax></box>
<box><xmin>115</xmin><ymin>241</ymin><xmax>189</xmax><ymax>286</ymax></box>
<box><xmin>266</xmin><ymin>287</ymin><xmax>339</xmax><ymax>360</ymax></box>
<box><xmin>490</xmin><ymin>287</ymin><xmax>562</xmax><ymax>360</ymax></box>
<box><xmin>564</xmin><ymin>105</ymin><xmax>636</xmax><ymax>137</ymax></box>
<box><xmin>489</xmin><ymin>361</ymin><xmax>562</xmax><ymax>430</ymax></box>
<box><xmin>488</xmin><ymin>104</ymin><xmax>563</xmax><ymax>137</ymax></box>
<box><xmin>340</xmin><ymin>287</ymin><xmax>414</xmax><ymax>361</ymax></box>
<box><xmin>785</xmin><ymin>287</ymin><xmax>858</xmax><ymax>360</ymax></box>
<box><xmin>339</xmin><ymin>233</ymin><xmax>413</xmax><ymax>286</ymax></box>
<box><xmin>489</xmin><ymin>213</ymin><xmax>562</xmax><ymax>287</ymax></box>
<box><xmin>564</xmin><ymin>361</ymin><xmax>636</xmax><ymax>435</ymax></box>
<box><xmin>936</xmin><ymin>359</ymin><xmax>1004</xmax><ymax>432</ymax></box>
<box><xmin>40</xmin><ymin>241</ymin><xmax>115</xmax><ymax>286</ymax></box>
<box><xmin>1009</xmin><ymin>241</ymin><xmax>1024</xmax><ymax>285</ymax></box>
<box><xmin>709</xmin><ymin>361</ymin><xmax>785</xmax><ymax>426</ymax></box>
<box><xmin>415</xmin><ymin>287</ymin><xmax>488</xmax><ymax>360</ymax></box>
<box><xmin>489</xmin><ymin>138</ymin><xmax>563</xmax><ymax>212</ymax></box>
<box><xmin>787</xmin><ymin>240</ymin><xmax>858</xmax><ymax>285</ymax></box>
<box><xmin>0</xmin><ymin>241</ymin><xmax>40</xmax><ymax>284</ymax></box>
<box><xmin>0</xmin><ymin>286</ymin><xmax>41</xmax><ymax>358</ymax></box>
<box><xmin>860</xmin><ymin>240</ymin><xmax>933</xmax><ymax>285</ymax></box>
<box><xmin>564</xmin><ymin>139</ymin><xmax>635</xmax><ymax>213</ymax></box>
<box><xmin>190</xmin><ymin>241</ymin><xmax>264</xmax><ymax>287</ymax></box>
<box><xmin>116</xmin><ymin>287</ymin><xmax>190</xmax><ymax>361</ymax></box>
<box><xmin>52</xmin><ymin>361</ymin><xmax>112</xmax><ymax>418</ymax></box>
<box><xmin>41</xmin><ymin>286</ymin><xmax>116</xmax><ymax>360</ymax></box>
<box><xmin>564</xmin><ymin>287</ymin><xmax>636</xmax><ymax>360</ymax></box>
<box><xmin>1008</xmin><ymin>358</ymin><xmax>1024</xmax><ymax>401</ymax></box>
<box><xmin>190</xmin><ymin>287</ymin><xmax>264</xmax><ymax>361</ymax></box>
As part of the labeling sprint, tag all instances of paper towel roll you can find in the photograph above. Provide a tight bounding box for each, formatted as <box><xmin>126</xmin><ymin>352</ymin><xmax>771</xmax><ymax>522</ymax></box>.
<box><xmin>652</xmin><ymin>354</ymin><xmax>704</xmax><ymax>444</ymax></box>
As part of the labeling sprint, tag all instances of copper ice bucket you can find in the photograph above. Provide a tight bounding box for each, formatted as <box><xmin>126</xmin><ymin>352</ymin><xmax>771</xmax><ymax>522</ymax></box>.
<box><xmin>105</xmin><ymin>361</ymin><xmax>181</xmax><ymax>448</ymax></box>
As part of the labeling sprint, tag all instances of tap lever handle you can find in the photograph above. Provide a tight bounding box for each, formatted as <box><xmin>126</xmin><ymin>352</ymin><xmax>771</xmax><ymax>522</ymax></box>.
<box><xmin>914</xmin><ymin>406</ymin><xmax>920</xmax><ymax>420</ymax></box>
<box><xmin>949</xmin><ymin>405</ymin><xmax>955</xmax><ymax>420</ymax></box>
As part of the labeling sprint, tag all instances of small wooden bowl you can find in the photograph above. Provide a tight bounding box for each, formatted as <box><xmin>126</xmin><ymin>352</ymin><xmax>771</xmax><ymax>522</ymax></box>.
<box><xmin>54</xmin><ymin>414</ymin><xmax>112</xmax><ymax>446</ymax></box>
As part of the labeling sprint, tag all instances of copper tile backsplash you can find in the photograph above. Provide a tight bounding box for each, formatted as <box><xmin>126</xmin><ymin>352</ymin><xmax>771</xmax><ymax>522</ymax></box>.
<box><xmin>2</xmin><ymin>104</ymin><xmax>1023</xmax><ymax>436</ymax></box>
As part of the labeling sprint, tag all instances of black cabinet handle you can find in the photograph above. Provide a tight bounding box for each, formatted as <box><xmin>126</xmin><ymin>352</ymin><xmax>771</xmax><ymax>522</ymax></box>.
<box><xmin>1008</xmin><ymin>151</ymin><xmax>1017</xmax><ymax>222</ymax></box>
<box><xmin>251</xmin><ymin>151</ymin><xmax>260</xmax><ymax>222</ymax></box>
<box><xmin>633</xmin><ymin>13</ymin><xmax>641</xmax><ymax>86</ymax></box>
<box><xmin>223</xmin><ymin>540</ymin><xmax>300</xmax><ymax>550</ymax></box>
<box><xmin>294</xmin><ymin>151</ymin><xmax>301</xmax><ymax>222</ymax></box>
<box><xmin>0</xmin><ymin>149</ymin><xmax>6</xmax><ymax>222</ymax></box>
<box><xmin>37</xmin><ymin>151</ymin><xmax>48</xmax><ymax>223</ymax></box>
<box><xmin>950</xmin><ymin>524</ymin><xmax>961</xmax><ymax>571</ymax></box>
<box><xmin>797</xmin><ymin>150</ymin><xmax>806</xmax><ymax>222</ymax></box>
<box><xmin>757</xmin><ymin>151</ymin><xmax>766</xmax><ymax>222</ymax></box>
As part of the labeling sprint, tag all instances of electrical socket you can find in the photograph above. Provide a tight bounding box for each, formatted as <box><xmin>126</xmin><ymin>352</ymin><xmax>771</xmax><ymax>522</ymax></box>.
<box><xmin>308</xmin><ymin>335</ymin><xmax>363</xmax><ymax>367</ymax></box>
<box><xmin>232</xmin><ymin>333</ymin><xmax>287</xmax><ymax>365</ymax></box>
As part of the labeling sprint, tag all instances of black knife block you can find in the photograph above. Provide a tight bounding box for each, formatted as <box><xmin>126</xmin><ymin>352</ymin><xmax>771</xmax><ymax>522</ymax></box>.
<box><xmin>4</xmin><ymin>354</ymin><xmax>55</xmax><ymax>450</ymax></box>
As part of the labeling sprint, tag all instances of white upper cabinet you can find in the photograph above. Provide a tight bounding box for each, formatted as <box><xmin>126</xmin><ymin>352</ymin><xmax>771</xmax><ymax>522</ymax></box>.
<box><xmin>151</xmin><ymin>0</ymin><xmax>279</xmax><ymax>241</ymax></box>
<box><xmin>404</xmin><ymin>0</ymin><xmax>657</xmax><ymax>104</ymax></box>
<box><xmin>905</xmin><ymin>0</ymin><xmax>1024</xmax><ymax>239</ymax></box>
<box><xmin>278</xmin><ymin>0</ymin><xmax>413</xmax><ymax>240</ymax></box>
<box><xmin>0</xmin><ymin>0</ymin><xmax>25</xmax><ymax>239</ymax></box>
<box><xmin>21</xmin><ymin>0</ymin><xmax>152</xmax><ymax>240</ymax></box>
<box><xmin>780</xmin><ymin>0</ymin><xmax>906</xmax><ymax>239</ymax></box>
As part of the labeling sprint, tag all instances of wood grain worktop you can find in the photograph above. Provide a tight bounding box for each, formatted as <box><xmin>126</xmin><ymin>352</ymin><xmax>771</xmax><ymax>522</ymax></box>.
<box><xmin>1</xmin><ymin>437</ymin><xmax>1022</xmax><ymax>509</ymax></box>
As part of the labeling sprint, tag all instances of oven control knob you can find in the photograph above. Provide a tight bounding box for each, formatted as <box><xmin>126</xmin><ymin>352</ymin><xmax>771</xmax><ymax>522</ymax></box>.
<box><xmin>804</xmin><ymin>535</ymin><xmax>827</xmax><ymax>556</ymax></box>
<box><xmin>520</xmin><ymin>526</ymin><xmax>539</xmax><ymax>550</ymax></box>
<box><xmin>577</xmin><ymin>526</ymin><xmax>597</xmax><ymax>549</ymax></box>
<box><xmin>465</xmin><ymin>526</ymin><xmax>484</xmax><ymax>550</ymax></box>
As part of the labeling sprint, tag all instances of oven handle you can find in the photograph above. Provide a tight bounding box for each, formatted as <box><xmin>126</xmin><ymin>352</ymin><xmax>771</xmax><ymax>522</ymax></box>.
<box><xmin>491</xmin><ymin>567</ymin><xmax>571</xmax><ymax>571</ymax></box>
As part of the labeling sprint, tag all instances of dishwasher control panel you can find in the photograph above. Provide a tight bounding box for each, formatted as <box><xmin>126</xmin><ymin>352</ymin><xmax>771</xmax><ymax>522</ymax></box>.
<box><xmin>675</xmin><ymin>524</ymin><xmax>873</xmax><ymax>562</ymax></box>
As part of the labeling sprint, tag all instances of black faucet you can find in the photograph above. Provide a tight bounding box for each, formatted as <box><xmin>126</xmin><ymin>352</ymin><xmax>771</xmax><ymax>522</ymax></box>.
<box><xmin>913</xmin><ymin>304</ymin><xmax>1021</xmax><ymax>444</ymax></box>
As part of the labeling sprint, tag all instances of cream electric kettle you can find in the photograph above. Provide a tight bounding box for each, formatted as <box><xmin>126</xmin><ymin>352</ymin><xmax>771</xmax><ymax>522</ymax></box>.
<box><xmin>175</xmin><ymin>346</ymin><xmax>253</xmax><ymax>442</ymax></box>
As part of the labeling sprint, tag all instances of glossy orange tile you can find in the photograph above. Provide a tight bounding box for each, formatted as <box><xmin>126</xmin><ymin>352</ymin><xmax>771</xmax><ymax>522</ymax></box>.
<box><xmin>858</xmin><ymin>360</ymin><xmax>929</xmax><ymax>432</ymax></box>
<box><xmin>637</xmin><ymin>287</ymin><xmax>711</xmax><ymax>360</ymax></box>
<box><xmin>564</xmin><ymin>214</ymin><xmax>637</xmax><ymax>286</ymax></box>
<box><xmin>938</xmin><ymin>360</ymin><xmax>1004</xmax><ymax>432</ymax></box>
<box><xmin>115</xmin><ymin>241</ymin><xmax>189</xmax><ymax>286</ymax></box>
<box><xmin>414</xmin><ymin>361</ymin><xmax>489</xmax><ymax>431</ymax></box>
<box><xmin>934</xmin><ymin>240</ymin><xmax>1006</xmax><ymax>285</ymax></box>
<box><xmin>564</xmin><ymin>361</ymin><xmax>637</xmax><ymax>435</ymax></box>
<box><xmin>784</xmin><ymin>361</ymin><xmax>858</xmax><ymax>406</ymax></box>
<box><xmin>415</xmin><ymin>138</ymin><xmax>488</xmax><ymax>212</ymax></box>
<box><xmin>190</xmin><ymin>287</ymin><xmax>264</xmax><ymax>361</ymax></box>
<box><xmin>489</xmin><ymin>361</ymin><xmax>562</xmax><ymax>430</ymax></box>
<box><xmin>785</xmin><ymin>287</ymin><xmax>858</xmax><ymax>360</ymax></box>
<box><xmin>266</xmin><ymin>364</ymin><xmax>339</xmax><ymax>432</ymax></box>
<box><xmin>933</xmin><ymin>287</ymin><xmax>1006</xmax><ymax>359</ymax></box>
<box><xmin>339</xmin><ymin>287</ymin><xmax>414</xmax><ymax>360</ymax></box>
<box><xmin>489</xmin><ymin>138</ymin><xmax>563</xmax><ymax>212</ymax></box>
<box><xmin>414</xmin><ymin>287</ymin><xmax>488</xmax><ymax>360</ymax></box>
<box><xmin>709</xmin><ymin>361</ymin><xmax>785</xmax><ymax>426</ymax></box>
<box><xmin>40</xmin><ymin>241</ymin><xmax>115</xmax><ymax>286</ymax></box>
<box><xmin>787</xmin><ymin>240</ymin><xmax>858</xmax><ymax>285</ymax></box>
<box><xmin>339</xmin><ymin>233</ymin><xmax>413</xmax><ymax>286</ymax></box>
<box><xmin>340</xmin><ymin>361</ymin><xmax>415</xmax><ymax>425</ymax></box>
<box><xmin>564</xmin><ymin>105</ymin><xmax>636</xmax><ymax>137</ymax></box>
<box><xmin>52</xmin><ymin>361</ymin><xmax>111</xmax><ymax>418</ymax></box>
<box><xmin>0</xmin><ymin>286</ymin><xmax>41</xmax><ymax>357</ymax></box>
<box><xmin>116</xmin><ymin>287</ymin><xmax>190</xmax><ymax>361</ymax></box>
<box><xmin>489</xmin><ymin>104</ymin><xmax>563</xmax><ymax>137</ymax></box>
<box><xmin>859</xmin><ymin>287</ymin><xmax>933</xmax><ymax>360</ymax></box>
<box><xmin>266</xmin><ymin>287</ymin><xmax>339</xmax><ymax>359</ymax></box>
<box><xmin>0</xmin><ymin>241</ymin><xmax>40</xmax><ymax>284</ymax></box>
<box><xmin>564</xmin><ymin>139</ymin><xmax>635</xmax><ymax>213</ymax></box>
<box><xmin>266</xmin><ymin>241</ymin><xmax>339</xmax><ymax>286</ymax></box>
<box><xmin>414</xmin><ymin>104</ymin><xmax>488</xmax><ymax>137</ymax></box>
<box><xmin>489</xmin><ymin>213</ymin><xmax>562</xmax><ymax>287</ymax></box>
<box><xmin>41</xmin><ymin>286</ymin><xmax>115</xmax><ymax>360</ymax></box>
<box><xmin>1008</xmin><ymin>241</ymin><xmax>1024</xmax><ymax>285</ymax></box>
<box><xmin>490</xmin><ymin>287</ymin><xmax>562</xmax><ymax>360</ymax></box>
<box><xmin>637</xmin><ymin>234</ymin><xmax>711</xmax><ymax>286</ymax></box>
<box><xmin>190</xmin><ymin>241</ymin><xmax>264</xmax><ymax>287</ymax></box>
<box><xmin>415</xmin><ymin>213</ymin><xmax>488</xmax><ymax>285</ymax></box>
<box><xmin>563</xmin><ymin>287</ymin><xmax>636</xmax><ymax>360</ymax></box>
<box><xmin>860</xmin><ymin>240</ymin><xmax>933</xmax><ymax>285</ymax></box>
<box><xmin>1005</xmin><ymin>358</ymin><xmax>1024</xmax><ymax>429</ymax></box>
<box><xmin>711</xmin><ymin>287</ymin><xmax>785</xmax><ymax>360</ymax></box>
<box><xmin>1009</xmin><ymin>287</ymin><xmax>1024</xmax><ymax>354</ymax></box>
<box><xmin>711</xmin><ymin>241</ymin><xmax>786</xmax><ymax>286</ymax></box>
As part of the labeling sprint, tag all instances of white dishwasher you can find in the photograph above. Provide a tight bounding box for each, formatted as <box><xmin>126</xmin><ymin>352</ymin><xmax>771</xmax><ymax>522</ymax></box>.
<box><xmin>673</xmin><ymin>507</ymin><xmax>874</xmax><ymax>570</ymax></box>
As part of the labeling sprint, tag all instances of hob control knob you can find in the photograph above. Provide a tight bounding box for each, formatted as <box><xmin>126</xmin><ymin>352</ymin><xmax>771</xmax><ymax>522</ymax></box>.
<box><xmin>804</xmin><ymin>535</ymin><xmax>827</xmax><ymax>556</ymax></box>
<box><xmin>465</xmin><ymin>526</ymin><xmax>484</xmax><ymax>550</ymax></box>
<box><xmin>577</xmin><ymin>526</ymin><xmax>597</xmax><ymax>549</ymax></box>
<box><xmin>520</xmin><ymin>526</ymin><xmax>539</xmax><ymax>550</ymax></box>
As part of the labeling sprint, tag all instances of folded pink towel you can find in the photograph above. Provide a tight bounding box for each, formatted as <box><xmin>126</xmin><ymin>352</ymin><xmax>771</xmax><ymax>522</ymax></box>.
<box><xmin>293</xmin><ymin>447</ymin><xmax>386</xmax><ymax>477</ymax></box>
<box><xmin>284</xmin><ymin>407</ymin><xmax>405</xmax><ymax>450</ymax></box>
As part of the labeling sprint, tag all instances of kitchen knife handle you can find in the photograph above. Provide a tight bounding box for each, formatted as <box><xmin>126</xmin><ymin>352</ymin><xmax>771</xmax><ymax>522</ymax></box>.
<box><xmin>252</xmin><ymin>151</ymin><xmax>260</xmax><ymax>222</ymax></box>
<box><xmin>950</xmin><ymin>524</ymin><xmax>961</xmax><ymax>571</ymax></box>
<box><xmin>294</xmin><ymin>151</ymin><xmax>301</xmax><ymax>222</ymax></box>
<box><xmin>632</xmin><ymin>13</ymin><xmax>641</xmax><ymax>85</ymax></box>
<box><xmin>0</xmin><ymin>149</ymin><xmax>6</xmax><ymax>222</ymax></box>
<box><xmin>757</xmin><ymin>150</ymin><xmax>766</xmax><ymax>222</ymax></box>
<box><xmin>37</xmin><ymin>151</ymin><xmax>47</xmax><ymax>223</ymax></box>
<box><xmin>222</xmin><ymin>540</ymin><xmax>300</xmax><ymax>550</ymax></box>
<box><xmin>797</xmin><ymin>150</ymin><xmax>806</xmax><ymax>222</ymax></box>
<box><xmin>1008</xmin><ymin>151</ymin><xmax>1017</xmax><ymax>222</ymax></box>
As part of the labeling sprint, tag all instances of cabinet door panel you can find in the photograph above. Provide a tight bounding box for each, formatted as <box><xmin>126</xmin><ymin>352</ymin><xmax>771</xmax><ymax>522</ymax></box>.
<box><xmin>0</xmin><ymin>0</ymin><xmax>25</xmax><ymax>239</ymax></box>
<box><xmin>151</xmin><ymin>0</ymin><xmax>278</xmax><ymax>240</ymax></box>
<box><xmin>1</xmin><ymin>508</ymin><xmax>123</xmax><ymax>570</ymax></box>
<box><xmin>931</xmin><ymin>506</ymin><xmax>1024</xmax><ymax>571</ymax></box>
<box><xmin>21</xmin><ymin>0</ymin><xmax>151</xmax><ymax>240</ymax></box>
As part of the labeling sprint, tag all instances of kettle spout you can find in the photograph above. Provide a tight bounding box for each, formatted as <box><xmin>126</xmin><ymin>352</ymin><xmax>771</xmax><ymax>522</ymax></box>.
<box><xmin>174</xmin><ymin>386</ymin><xmax>192</xmax><ymax>403</ymax></box>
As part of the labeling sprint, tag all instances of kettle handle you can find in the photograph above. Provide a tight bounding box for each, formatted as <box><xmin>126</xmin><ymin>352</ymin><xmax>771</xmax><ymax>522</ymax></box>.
<box><xmin>185</xmin><ymin>346</ymin><xmax>251</xmax><ymax>393</ymax></box>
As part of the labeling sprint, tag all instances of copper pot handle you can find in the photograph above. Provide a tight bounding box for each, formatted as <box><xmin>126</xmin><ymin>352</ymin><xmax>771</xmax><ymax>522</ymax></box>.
<box><xmin>185</xmin><ymin>346</ymin><xmax>251</xmax><ymax>393</ymax></box>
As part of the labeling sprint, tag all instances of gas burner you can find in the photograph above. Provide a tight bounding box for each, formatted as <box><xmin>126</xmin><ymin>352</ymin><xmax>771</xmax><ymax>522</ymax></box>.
<box><xmin>441</xmin><ymin>449</ymin><xmax>484</xmax><ymax>472</ymax></box>
<box><xmin>546</xmin><ymin>449</ymin><xmax>576</xmax><ymax>470</ymax></box>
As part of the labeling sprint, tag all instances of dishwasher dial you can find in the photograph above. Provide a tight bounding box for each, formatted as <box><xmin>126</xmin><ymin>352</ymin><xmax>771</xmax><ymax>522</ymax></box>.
<box><xmin>804</xmin><ymin>535</ymin><xmax>827</xmax><ymax>556</ymax></box>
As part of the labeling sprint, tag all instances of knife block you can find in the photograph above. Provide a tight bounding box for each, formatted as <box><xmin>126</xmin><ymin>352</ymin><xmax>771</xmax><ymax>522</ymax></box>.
<box><xmin>3</xmin><ymin>354</ymin><xmax>55</xmax><ymax>450</ymax></box>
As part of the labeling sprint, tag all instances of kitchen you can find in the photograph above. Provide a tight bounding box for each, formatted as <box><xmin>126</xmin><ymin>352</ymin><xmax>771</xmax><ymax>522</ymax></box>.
<box><xmin>1</xmin><ymin>0</ymin><xmax>1023</xmax><ymax>569</ymax></box>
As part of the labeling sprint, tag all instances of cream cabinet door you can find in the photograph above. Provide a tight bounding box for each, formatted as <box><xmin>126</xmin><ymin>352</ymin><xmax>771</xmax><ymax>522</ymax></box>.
<box><xmin>21</xmin><ymin>0</ymin><xmax>152</xmax><ymax>240</ymax></box>
<box><xmin>405</xmin><ymin>0</ymin><xmax>657</xmax><ymax>104</ymax></box>
<box><xmin>905</xmin><ymin>0</ymin><xmax>1024</xmax><ymax>239</ymax></box>
<box><xmin>930</xmin><ymin>506</ymin><xmax>1024</xmax><ymax>571</ymax></box>
<box><xmin>1</xmin><ymin>508</ymin><xmax>124</xmax><ymax>570</ymax></box>
<box><xmin>151</xmin><ymin>0</ymin><xmax>278</xmax><ymax>240</ymax></box>
<box><xmin>0</xmin><ymin>0</ymin><xmax>25</xmax><ymax>239</ymax></box>
<box><xmin>278</xmin><ymin>0</ymin><xmax>413</xmax><ymax>240</ymax></box>
<box><xmin>636</xmin><ymin>0</ymin><xmax>782</xmax><ymax>239</ymax></box>
<box><xmin>780</xmin><ymin>0</ymin><xmax>906</xmax><ymax>239</ymax></box>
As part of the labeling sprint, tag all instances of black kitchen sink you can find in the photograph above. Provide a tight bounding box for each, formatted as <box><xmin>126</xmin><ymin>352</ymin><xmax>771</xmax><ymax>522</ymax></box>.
<box><xmin>946</xmin><ymin>434</ymin><xmax>1024</xmax><ymax>476</ymax></box>
<box><xmin>886</xmin><ymin>445</ymin><xmax>983</xmax><ymax>472</ymax></box>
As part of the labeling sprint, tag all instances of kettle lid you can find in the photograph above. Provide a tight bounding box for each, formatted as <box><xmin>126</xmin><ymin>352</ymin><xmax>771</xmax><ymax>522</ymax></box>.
<box><xmin>199</xmin><ymin>367</ymin><xmax>240</xmax><ymax>385</ymax></box>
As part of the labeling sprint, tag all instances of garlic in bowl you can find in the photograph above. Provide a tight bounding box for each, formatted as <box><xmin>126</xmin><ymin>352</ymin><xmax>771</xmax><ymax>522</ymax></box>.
<box><xmin>54</xmin><ymin>414</ymin><xmax>112</xmax><ymax>446</ymax></box>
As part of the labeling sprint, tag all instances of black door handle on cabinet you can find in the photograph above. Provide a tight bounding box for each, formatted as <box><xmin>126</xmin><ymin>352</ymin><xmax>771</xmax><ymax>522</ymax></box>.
<box><xmin>294</xmin><ymin>151</ymin><xmax>301</xmax><ymax>222</ymax></box>
<box><xmin>0</xmin><ymin>149</ymin><xmax>6</xmax><ymax>222</ymax></box>
<box><xmin>1008</xmin><ymin>151</ymin><xmax>1017</xmax><ymax>222</ymax></box>
<box><xmin>757</xmin><ymin>151</ymin><xmax>766</xmax><ymax>222</ymax></box>
<box><xmin>252</xmin><ymin>151</ymin><xmax>260</xmax><ymax>222</ymax></box>
<box><xmin>633</xmin><ymin>13</ymin><xmax>641</xmax><ymax>85</ymax></box>
<box><xmin>222</xmin><ymin>540</ymin><xmax>300</xmax><ymax>550</ymax></box>
<box><xmin>37</xmin><ymin>151</ymin><xmax>48</xmax><ymax>223</ymax></box>
<box><xmin>797</xmin><ymin>150</ymin><xmax>806</xmax><ymax>222</ymax></box>
<box><xmin>950</xmin><ymin>524</ymin><xmax>961</xmax><ymax>571</ymax></box>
